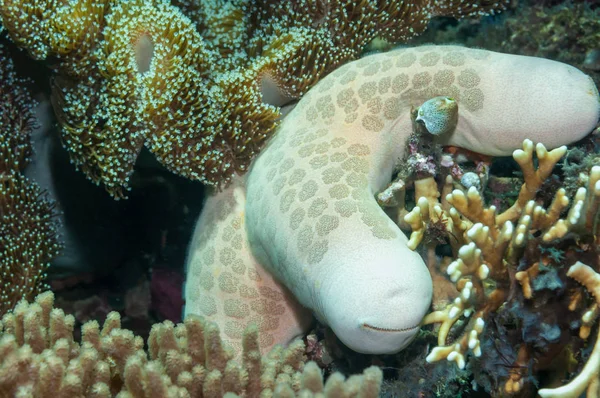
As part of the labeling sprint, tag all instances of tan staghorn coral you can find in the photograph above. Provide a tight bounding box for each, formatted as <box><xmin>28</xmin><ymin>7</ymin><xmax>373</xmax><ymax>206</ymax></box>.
<box><xmin>0</xmin><ymin>41</ymin><xmax>61</xmax><ymax>318</ymax></box>
<box><xmin>403</xmin><ymin>139</ymin><xmax>600</xmax><ymax>394</ymax></box>
<box><xmin>0</xmin><ymin>292</ymin><xmax>383</xmax><ymax>397</ymax></box>
<box><xmin>0</xmin><ymin>0</ymin><xmax>509</xmax><ymax>197</ymax></box>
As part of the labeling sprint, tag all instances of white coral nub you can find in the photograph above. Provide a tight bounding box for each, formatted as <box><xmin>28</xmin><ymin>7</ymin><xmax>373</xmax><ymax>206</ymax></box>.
<box><xmin>477</xmin><ymin>263</ymin><xmax>490</xmax><ymax>280</ymax></box>
<box><xmin>468</xmin><ymin>317</ymin><xmax>485</xmax><ymax>357</ymax></box>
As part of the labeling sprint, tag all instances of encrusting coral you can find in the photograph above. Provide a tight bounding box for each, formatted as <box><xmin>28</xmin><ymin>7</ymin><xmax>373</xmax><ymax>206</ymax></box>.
<box><xmin>0</xmin><ymin>291</ymin><xmax>383</xmax><ymax>397</ymax></box>
<box><xmin>403</xmin><ymin>138</ymin><xmax>600</xmax><ymax>395</ymax></box>
<box><xmin>0</xmin><ymin>41</ymin><xmax>61</xmax><ymax>318</ymax></box>
<box><xmin>0</xmin><ymin>0</ymin><xmax>511</xmax><ymax>198</ymax></box>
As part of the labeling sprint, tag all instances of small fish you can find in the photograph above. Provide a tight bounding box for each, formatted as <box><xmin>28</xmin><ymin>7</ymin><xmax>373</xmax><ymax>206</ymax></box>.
<box><xmin>416</xmin><ymin>96</ymin><xmax>458</xmax><ymax>135</ymax></box>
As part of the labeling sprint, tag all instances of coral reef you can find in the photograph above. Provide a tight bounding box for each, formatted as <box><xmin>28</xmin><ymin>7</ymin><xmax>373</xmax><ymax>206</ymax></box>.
<box><xmin>2</xmin><ymin>1</ymin><xmax>600</xmax><ymax>396</ymax></box>
<box><xmin>0</xmin><ymin>291</ymin><xmax>383</xmax><ymax>397</ymax></box>
<box><xmin>0</xmin><ymin>41</ymin><xmax>61</xmax><ymax>317</ymax></box>
<box><xmin>0</xmin><ymin>0</ymin><xmax>510</xmax><ymax>198</ymax></box>
<box><xmin>402</xmin><ymin>138</ymin><xmax>600</xmax><ymax>395</ymax></box>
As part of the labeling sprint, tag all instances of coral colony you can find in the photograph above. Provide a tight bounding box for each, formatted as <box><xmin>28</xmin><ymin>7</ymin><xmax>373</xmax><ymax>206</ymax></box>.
<box><xmin>1</xmin><ymin>0</ymin><xmax>600</xmax><ymax>397</ymax></box>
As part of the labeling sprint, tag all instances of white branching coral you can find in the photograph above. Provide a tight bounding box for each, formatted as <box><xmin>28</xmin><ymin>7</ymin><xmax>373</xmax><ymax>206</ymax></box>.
<box><xmin>404</xmin><ymin>139</ymin><xmax>600</xmax><ymax>394</ymax></box>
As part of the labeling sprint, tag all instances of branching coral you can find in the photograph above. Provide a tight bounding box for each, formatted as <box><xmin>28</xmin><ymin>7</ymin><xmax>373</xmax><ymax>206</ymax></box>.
<box><xmin>404</xmin><ymin>139</ymin><xmax>600</xmax><ymax>394</ymax></box>
<box><xmin>0</xmin><ymin>292</ymin><xmax>383</xmax><ymax>397</ymax></box>
<box><xmin>0</xmin><ymin>0</ymin><xmax>509</xmax><ymax>197</ymax></box>
<box><xmin>0</xmin><ymin>42</ymin><xmax>61</xmax><ymax>317</ymax></box>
